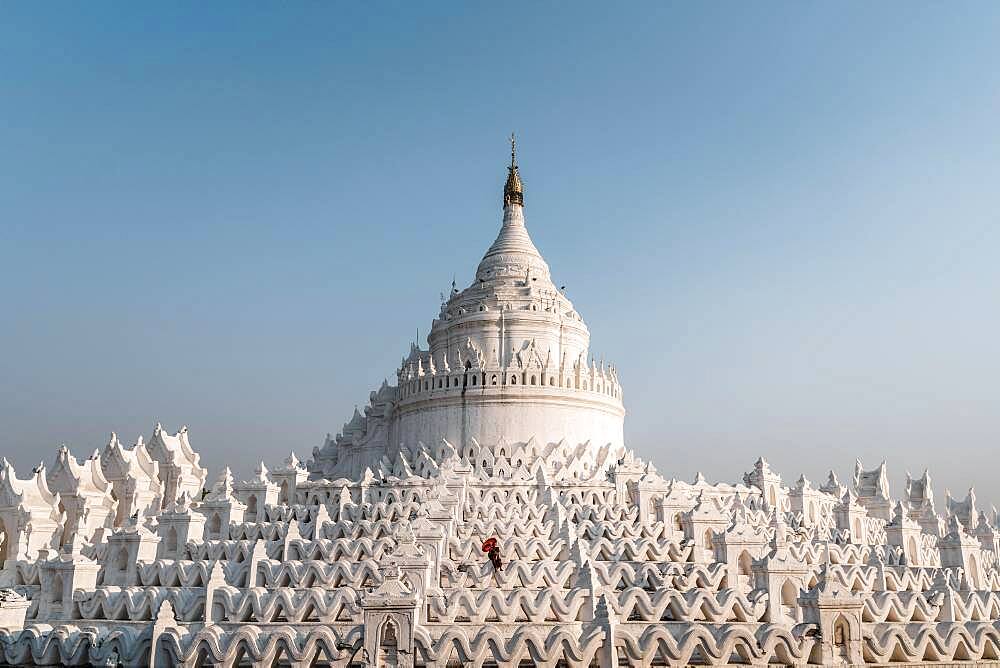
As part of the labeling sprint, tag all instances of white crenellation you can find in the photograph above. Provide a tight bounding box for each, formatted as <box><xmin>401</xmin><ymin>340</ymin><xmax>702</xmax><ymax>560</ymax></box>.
<box><xmin>46</xmin><ymin>447</ymin><xmax>116</xmax><ymax>549</ymax></box>
<box><xmin>145</xmin><ymin>423</ymin><xmax>207</xmax><ymax>508</ymax></box>
<box><xmin>100</xmin><ymin>432</ymin><xmax>162</xmax><ymax>526</ymax></box>
<box><xmin>233</xmin><ymin>461</ymin><xmax>280</xmax><ymax>523</ymax></box>
<box><xmin>197</xmin><ymin>467</ymin><xmax>246</xmax><ymax>541</ymax></box>
<box><xmin>0</xmin><ymin>459</ymin><xmax>61</xmax><ymax>572</ymax></box>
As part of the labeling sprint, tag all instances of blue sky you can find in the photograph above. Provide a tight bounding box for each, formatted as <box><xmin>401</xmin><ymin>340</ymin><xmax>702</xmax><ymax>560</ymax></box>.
<box><xmin>2</xmin><ymin>3</ymin><xmax>998</xmax><ymax>504</ymax></box>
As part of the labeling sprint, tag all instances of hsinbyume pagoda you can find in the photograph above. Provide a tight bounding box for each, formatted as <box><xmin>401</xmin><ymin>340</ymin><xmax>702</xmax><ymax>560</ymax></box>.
<box><xmin>1</xmin><ymin>143</ymin><xmax>999</xmax><ymax>667</ymax></box>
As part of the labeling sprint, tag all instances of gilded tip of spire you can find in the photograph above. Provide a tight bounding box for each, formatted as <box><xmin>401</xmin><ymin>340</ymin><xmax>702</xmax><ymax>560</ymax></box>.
<box><xmin>504</xmin><ymin>133</ymin><xmax>523</xmax><ymax>207</ymax></box>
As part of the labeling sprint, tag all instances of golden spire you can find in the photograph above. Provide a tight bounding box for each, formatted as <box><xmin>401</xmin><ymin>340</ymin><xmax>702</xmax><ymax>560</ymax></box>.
<box><xmin>503</xmin><ymin>132</ymin><xmax>524</xmax><ymax>207</ymax></box>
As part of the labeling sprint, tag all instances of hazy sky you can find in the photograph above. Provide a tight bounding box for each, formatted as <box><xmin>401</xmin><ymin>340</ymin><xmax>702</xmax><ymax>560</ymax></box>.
<box><xmin>2</xmin><ymin>3</ymin><xmax>998</xmax><ymax>507</ymax></box>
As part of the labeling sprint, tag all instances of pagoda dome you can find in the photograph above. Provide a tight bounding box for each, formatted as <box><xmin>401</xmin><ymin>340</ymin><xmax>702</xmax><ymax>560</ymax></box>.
<box><xmin>474</xmin><ymin>201</ymin><xmax>553</xmax><ymax>284</ymax></box>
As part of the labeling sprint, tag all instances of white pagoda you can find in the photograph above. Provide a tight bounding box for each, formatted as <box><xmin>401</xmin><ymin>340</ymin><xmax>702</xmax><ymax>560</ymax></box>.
<box><xmin>1</xmin><ymin>143</ymin><xmax>999</xmax><ymax>666</ymax></box>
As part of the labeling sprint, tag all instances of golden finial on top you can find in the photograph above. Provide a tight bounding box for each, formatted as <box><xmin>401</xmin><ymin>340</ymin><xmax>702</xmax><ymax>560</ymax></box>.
<box><xmin>504</xmin><ymin>132</ymin><xmax>524</xmax><ymax>207</ymax></box>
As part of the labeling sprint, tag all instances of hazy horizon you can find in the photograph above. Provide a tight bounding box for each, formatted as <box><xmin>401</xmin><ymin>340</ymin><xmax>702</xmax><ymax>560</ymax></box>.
<box><xmin>2</xmin><ymin>4</ymin><xmax>998</xmax><ymax>508</ymax></box>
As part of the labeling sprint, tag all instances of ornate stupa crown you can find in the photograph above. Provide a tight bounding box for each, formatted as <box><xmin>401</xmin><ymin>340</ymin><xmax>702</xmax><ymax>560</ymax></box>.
<box><xmin>503</xmin><ymin>132</ymin><xmax>524</xmax><ymax>207</ymax></box>
<box><xmin>475</xmin><ymin>135</ymin><xmax>549</xmax><ymax>283</ymax></box>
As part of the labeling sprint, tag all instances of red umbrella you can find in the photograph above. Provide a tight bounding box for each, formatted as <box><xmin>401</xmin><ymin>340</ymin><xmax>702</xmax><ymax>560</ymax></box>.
<box><xmin>481</xmin><ymin>537</ymin><xmax>498</xmax><ymax>553</ymax></box>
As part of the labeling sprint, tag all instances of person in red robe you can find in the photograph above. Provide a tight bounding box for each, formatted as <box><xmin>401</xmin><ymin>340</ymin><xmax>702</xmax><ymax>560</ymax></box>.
<box><xmin>482</xmin><ymin>537</ymin><xmax>502</xmax><ymax>573</ymax></box>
